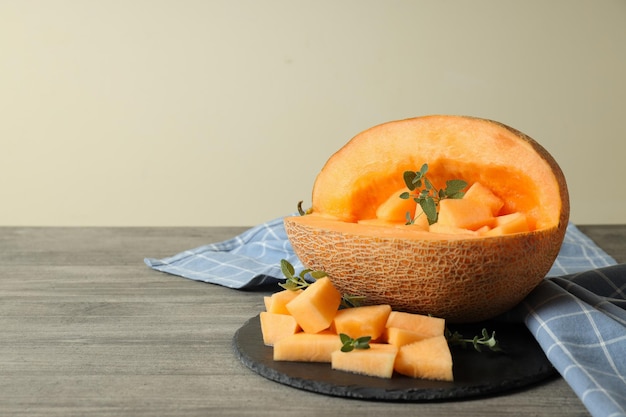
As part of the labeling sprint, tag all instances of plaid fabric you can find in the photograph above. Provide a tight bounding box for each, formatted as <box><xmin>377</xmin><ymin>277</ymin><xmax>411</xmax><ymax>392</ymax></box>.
<box><xmin>515</xmin><ymin>267</ymin><xmax>626</xmax><ymax>417</ymax></box>
<box><xmin>144</xmin><ymin>218</ymin><xmax>624</xmax><ymax>417</ymax></box>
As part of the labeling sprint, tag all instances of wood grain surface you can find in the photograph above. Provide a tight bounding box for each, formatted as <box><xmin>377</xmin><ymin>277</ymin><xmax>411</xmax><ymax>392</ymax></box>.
<box><xmin>1</xmin><ymin>226</ymin><xmax>623</xmax><ymax>417</ymax></box>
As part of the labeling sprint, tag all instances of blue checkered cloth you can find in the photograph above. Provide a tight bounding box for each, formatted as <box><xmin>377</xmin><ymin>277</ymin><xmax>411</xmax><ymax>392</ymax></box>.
<box><xmin>144</xmin><ymin>218</ymin><xmax>624</xmax><ymax>417</ymax></box>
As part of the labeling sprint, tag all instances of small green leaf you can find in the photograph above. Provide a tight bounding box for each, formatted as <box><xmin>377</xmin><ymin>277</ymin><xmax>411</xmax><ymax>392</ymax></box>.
<box><xmin>339</xmin><ymin>333</ymin><xmax>371</xmax><ymax>352</ymax></box>
<box><xmin>309</xmin><ymin>270</ymin><xmax>327</xmax><ymax>280</ymax></box>
<box><xmin>424</xmin><ymin>177</ymin><xmax>434</xmax><ymax>191</ymax></box>
<box><xmin>280</xmin><ymin>259</ymin><xmax>295</xmax><ymax>279</ymax></box>
<box><xmin>399</xmin><ymin>191</ymin><xmax>410</xmax><ymax>200</ymax></box>
<box><xmin>419</xmin><ymin>163</ymin><xmax>429</xmax><ymax>176</ymax></box>
<box><xmin>420</xmin><ymin>198</ymin><xmax>438</xmax><ymax>224</ymax></box>
<box><xmin>444</xmin><ymin>179</ymin><xmax>468</xmax><ymax>197</ymax></box>
<box><xmin>403</xmin><ymin>171</ymin><xmax>417</xmax><ymax>190</ymax></box>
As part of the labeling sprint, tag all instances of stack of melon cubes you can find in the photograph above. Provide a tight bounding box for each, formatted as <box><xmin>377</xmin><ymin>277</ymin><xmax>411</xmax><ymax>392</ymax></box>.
<box><xmin>260</xmin><ymin>276</ymin><xmax>453</xmax><ymax>381</ymax></box>
<box><xmin>364</xmin><ymin>181</ymin><xmax>531</xmax><ymax>236</ymax></box>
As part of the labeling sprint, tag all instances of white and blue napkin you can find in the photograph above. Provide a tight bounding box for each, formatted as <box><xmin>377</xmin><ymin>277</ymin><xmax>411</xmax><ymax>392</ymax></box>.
<box><xmin>145</xmin><ymin>217</ymin><xmax>624</xmax><ymax>417</ymax></box>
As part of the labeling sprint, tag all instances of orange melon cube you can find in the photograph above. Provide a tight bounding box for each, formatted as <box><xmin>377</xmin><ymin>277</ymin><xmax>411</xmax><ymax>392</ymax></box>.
<box><xmin>394</xmin><ymin>335</ymin><xmax>453</xmax><ymax>381</ymax></box>
<box><xmin>385</xmin><ymin>311</ymin><xmax>445</xmax><ymax>338</ymax></box>
<box><xmin>273</xmin><ymin>332</ymin><xmax>342</xmax><ymax>363</ymax></box>
<box><xmin>436</xmin><ymin>198</ymin><xmax>495</xmax><ymax>231</ymax></box>
<box><xmin>483</xmin><ymin>212</ymin><xmax>530</xmax><ymax>236</ymax></box>
<box><xmin>408</xmin><ymin>205</ymin><xmax>430</xmax><ymax>231</ymax></box>
<box><xmin>384</xmin><ymin>327</ymin><xmax>428</xmax><ymax>347</ymax></box>
<box><xmin>267</xmin><ymin>289</ymin><xmax>302</xmax><ymax>315</ymax></box>
<box><xmin>357</xmin><ymin>218</ymin><xmax>407</xmax><ymax>228</ymax></box>
<box><xmin>376</xmin><ymin>187</ymin><xmax>416</xmax><ymax>223</ymax></box>
<box><xmin>286</xmin><ymin>277</ymin><xmax>342</xmax><ymax>333</ymax></box>
<box><xmin>463</xmin><ymin>182</ymin><xmax>504</xmax><ymax>216</ymax></box>
<box><xmin>332</xmin><ymin>304</ymin><xmax>392</xmax><ymax>340</ymax></box>
<box><xmin>428</xmin><ymin>223</ymin><xmax>479</xmax><ymax>236</ymax></box>
<box><xmin>331</xmin><ymin>343</ymin><xmax>398</xmax><ymax>379</ymax></box>
<box><xmin>259</xmin><ymin>312</ymin><xmax>300</xmax><ymax>346</ymax></box>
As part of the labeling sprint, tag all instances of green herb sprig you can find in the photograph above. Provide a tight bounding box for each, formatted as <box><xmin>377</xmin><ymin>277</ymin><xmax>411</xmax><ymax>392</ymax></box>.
<box><xmin>339</xmin><ymin>334</ymin><xmax>372</xmax><ymax>352</ymax></box>
<box><xmin>400</xmin><ymin>164</ymin><xmax>467</xmax><ymax>225</ymax></box>
<box><xmin>278</xmin><ymin>259</ymin><xmax>365</xmax><ymax>308</ymax></box>
<box><xmin>445</xmin><ymin>328</ymin><xmax>502</xmax><ymax>352</ymax></box>
<box><xmin>279</xmin><ymin>259</ymin><xmax>327</xmax><ymax>291</ymax></box>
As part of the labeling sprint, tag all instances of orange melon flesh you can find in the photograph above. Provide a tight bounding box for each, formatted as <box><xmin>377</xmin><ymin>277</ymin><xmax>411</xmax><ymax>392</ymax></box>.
<box><xmin>394</xmin><ymin>335</ymin><xmax>453</xmax><ymax>381</ymax></box>
<box><xmin>427</xmin><ymin>223</ymin><xmax>479</xmax><ymax>236</ymax></box>
<box><xmin>376</xmin><ymin>187</ymin><xmax>416</xmax><ymax>223</ymax></box>
<box><xmin>332</xmin><ymin>304</ymin><xmax>392</xmax><ymax>340</ymax></box>
<box><xmin>436</xmin><ymin>198</ymin><xmax>495</xmax><ymax>231</ymax></box>
<box><xmin>259</xmin><ymin>312</ymin><xmax>301</xmax><ymax>346</ymax></box>
<box><xmin>463</xmin><ymin>181</ymin><xmax>504</xmax><ymax>216</ymax></box>
<box><xmin>385</xmin><ymin>311</ymin><xmax>445</xmax><ymax>337</ymax></box>
<box><xmin>484</xmin><ymin>212</ymin><xmax>530</xmax><ymax>236</ymax></box>
<box><xmin>286</xmin><ymin>277</ymin><xmax>342</xmax><ymax>333</ymax></box>
<box><xmin>273</xmin><ymin>332</ymin><xmax>342</xmax><ymax>363</ymax></box>
<box><xmin>311</xmin><ymin>115</ymin><xmax>567</xmax><ymax>231</ymax></box>
<box><xmin>384</xmin><ymin>327</ymin><xmax>429</xmax><ymax>347</ymax></box>
<box><xmin>331</xmin><ymin>344</ymin><xmax>398</xmax><ymax>379</ymax></box>
<box><xmin>266</xmin><ymin>289</ymin><xmax>302</xmax><ymax>315</ymax></box>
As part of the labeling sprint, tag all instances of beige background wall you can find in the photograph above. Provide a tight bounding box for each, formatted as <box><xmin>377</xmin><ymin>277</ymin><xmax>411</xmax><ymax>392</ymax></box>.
<box><xmin>1</xmin><ymin>0</ymin><xmax>625</xmax><ymax>227</ymax></box>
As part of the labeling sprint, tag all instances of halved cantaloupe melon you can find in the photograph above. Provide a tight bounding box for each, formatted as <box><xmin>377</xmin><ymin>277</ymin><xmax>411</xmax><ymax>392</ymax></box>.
<box><xmin>284</xmin><ymin>115</ymin><xmax>569</xmax><ymax>322</ymax></box>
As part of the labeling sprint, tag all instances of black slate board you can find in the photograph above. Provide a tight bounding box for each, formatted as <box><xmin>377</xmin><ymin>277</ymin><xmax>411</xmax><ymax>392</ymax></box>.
<box><xmin>233</xmin><ymin>315</ymin><xmax>556</xmax><ymax>401</ymax></box>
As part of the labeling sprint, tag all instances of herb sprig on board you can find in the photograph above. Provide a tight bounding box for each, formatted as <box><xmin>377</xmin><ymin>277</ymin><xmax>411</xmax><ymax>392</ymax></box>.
<box><xmin>445</xmin><ymin>328</ymin><xmax>502</xmax><ymax>352</ymax></box>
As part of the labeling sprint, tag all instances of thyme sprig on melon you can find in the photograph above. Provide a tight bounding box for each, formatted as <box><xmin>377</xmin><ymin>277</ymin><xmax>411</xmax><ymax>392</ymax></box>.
<box><xmin>279</xmin><ymin>259</ymin><xmax>365</xmax><ymax>308</ymax></box>
<box><xmin>400</xmin><ymin>163</ymin><xmax>467</xmax><ymax>225</ymax></box>
<box><xmin>339</xmin><ymin>334</ymin><xmax>372</xmax><ymax>352</ymax></box>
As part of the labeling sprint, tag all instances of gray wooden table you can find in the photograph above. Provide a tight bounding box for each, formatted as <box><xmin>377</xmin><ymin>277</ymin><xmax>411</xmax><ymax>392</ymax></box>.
<box><xmin>1</xmin><ymin>225</ymin><xmax>623</xmax><ymax>417</ymax></box>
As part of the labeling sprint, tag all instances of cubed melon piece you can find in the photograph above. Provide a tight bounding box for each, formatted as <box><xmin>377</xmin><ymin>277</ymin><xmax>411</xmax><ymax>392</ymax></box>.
<box><xmin>428</xmin><ymin>223</ymin><xmax>479</xmax><ymax>236</ymax></box>
<box><xmin>408</xmin><ymin>205</ymin><xmax>430</xmax><ymax>231</ymax></box>
<box><xmin>267</xmin><ymin>289</ymin><xmax>302</xmax><ymax>315</ymax></box>
<box><xmin>357</xmin><ymin>218</ymin><xmax>408</xmax><ymax>228</ymax></box>
<box><xmin>437</xmin><ymin>198</ymin><xmax>495</xmax><ymax>231</ymax></box>
<box><xmin>384</xmin><ymin>327</ymin><xmax>428</xmax><ymax>347</ymax></box>
<box><xmin>273</xmin><ymin>332</ymin><xmax>342</xmax><ymax>363</ymax></box>
<box><xmin>394</xmin><ymin>335</ymin><xmax>453</xmax><ymax>381</ymax></box>
<box><xmin>286</xmin><ymin>277</ymin><xmax>342</xmax><ymax>333</ymax></box>
<box><xmin>259</xmin><ymin>312</ymin><xmax>301</xmax><ymax>346</ymax></box>
<box><xmin>333</xmin><ymin>304</ymin><xmax>392</xmax><ymax>340</ymax></box>
<box><xmin>385</xmin><ymin>311</ymin><xmax>445</xmax><ymax>338</ymax></box>
<box><xmin>331</xmin><ymin>343</ymin><xmax>398</xmax><ymax>379</ymax></box>
<box><xmin>483</xmin><ymin>212</ymin><xmax>530</xmax><ymax>236</ymax></box>
<box><xmin>376</xmin><ymin>187</ymin><xmax>416</xmax><ymax>223</ymax></box>
<box><xmin>463</xmin><ymin>182</ymin><xmax>504</xmax><ymax>216</ymax></box>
